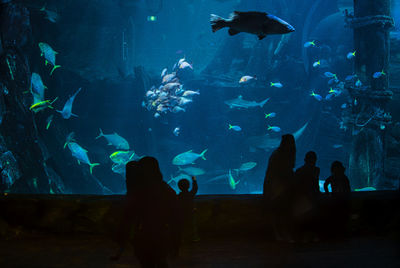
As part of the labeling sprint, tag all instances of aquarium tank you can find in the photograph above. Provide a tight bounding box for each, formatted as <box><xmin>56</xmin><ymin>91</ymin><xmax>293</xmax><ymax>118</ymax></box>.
<box><xmin>0</xmin><ymin>0</ymin><xmax>399</xmax><ymax>195</ymax></box>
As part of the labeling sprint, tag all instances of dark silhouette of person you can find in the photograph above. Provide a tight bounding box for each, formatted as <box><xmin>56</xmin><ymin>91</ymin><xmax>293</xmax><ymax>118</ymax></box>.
<box><xmin>177</xmin><ymin>176</ymin><xmax>199</xmax><ymax>249</ymax></box>
<box><xmin>111</xmin><ymin>160</ymin><xmax>141</xmax><ymax>261</ymax></box>
<box><xmin>263</xmin><ymin>134</ymin><xmax>296</xmax><ymax>242</ymax></box>
<box><xmin>323</xmin><ymin>161</ymin><xmax>351</xmax><ymax>236</ymax></box>
<box><xmin>111</xmin><ymin>157</ymin><xmax>178</xmax><ymax>267</ymax></box>
<box><xmin>294</xmin><ymin>151</ymin><xmax>321</xmax><ymax>242</ymax></box>
<box><xmin>324</xmin><ymin>161</ymin><xmax>350</xmax><ymax>194</ymax></box>
<box><xmin>132</xmin><ymin>156</ymin><xmax>178</xmax><ymax>268</ymax></box>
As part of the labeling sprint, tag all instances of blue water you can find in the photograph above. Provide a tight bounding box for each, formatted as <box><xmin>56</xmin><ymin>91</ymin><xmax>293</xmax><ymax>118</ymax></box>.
<box><xmin>8</xmin><ymin>0</ymin><xmax>398</xmax><ymax>194</ymax></box>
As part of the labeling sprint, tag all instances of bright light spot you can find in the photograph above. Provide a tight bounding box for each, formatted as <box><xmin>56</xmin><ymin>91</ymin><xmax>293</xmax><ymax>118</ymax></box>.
<box><xmin>147</xmin><ymin>16</ymin><xmax>157</xmax><ymax>22</ymax></box>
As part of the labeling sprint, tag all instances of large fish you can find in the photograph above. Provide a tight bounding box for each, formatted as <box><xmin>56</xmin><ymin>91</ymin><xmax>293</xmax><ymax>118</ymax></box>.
<box><xmin>246</xmin><ymin>122</ymin><xmax>308</xmax><ymax>152</ymax></box>
<box><xmin>210</xmin><ymin>11</ymin><xmax>295</xmax><ymax>40</ymax></box>
<box><xmin>38</xmin><ymin>42</ymin><xmax>61</xmax><ymax>75</ymax></box>
<box><xmin>67</xmin><ymin>142</ymin><xmax>99</xmax><ymax>174</ymax></box>
<box><xmin>109</xmin><ymin>151</ymin><xmax>136</xmax><ymax>164</ymax></box>
<box><xmin>30</xmin><ymin>73</ymin><xmax>46</xmax><ymax>101</ymax></box>
<box><xmin>178</xmin><ymin>166</ymin><xmax>206</xmax><ymax>176</ymax></box>
<box><xmin>57</xmin><ymin>88</ymin><xmax>81</xmax><ymax>119</ymax></box>
<box><xmin>172</xmin><ymin>149</ymin><xmax>208</xmax><ymax>165</ymax></box>
<box><xmin>96</xmin><ymin>129</ymin><xmax>130</xmax><ymax>150</ymax></box>
<box><xmin>225</xmin><ymin>95</ymin><xmax>269</xmax><ymax>109</ymax></box>
<box><xmin>234</xmin><ymin>162</ymin><xmax>257</xmax><ymax>173</ymax></box>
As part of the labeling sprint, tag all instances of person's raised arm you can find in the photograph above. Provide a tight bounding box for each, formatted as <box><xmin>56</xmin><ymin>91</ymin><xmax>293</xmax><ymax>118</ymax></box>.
<box><xmin>190</xmin><ymin>176</ymin><xmax>198</xmax><ymax>196</ymax></box>
<box><xmin>324</xmin><ymin>177</ymin><xmax>331</xmax><ymax>193</ymax></box>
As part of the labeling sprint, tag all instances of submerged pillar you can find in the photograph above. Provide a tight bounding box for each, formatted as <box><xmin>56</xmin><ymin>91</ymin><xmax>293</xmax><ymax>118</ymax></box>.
<box><xmin>345</xmin><ymin>0</ymin><xmax>394</xmax><ymax>189</ymax></box>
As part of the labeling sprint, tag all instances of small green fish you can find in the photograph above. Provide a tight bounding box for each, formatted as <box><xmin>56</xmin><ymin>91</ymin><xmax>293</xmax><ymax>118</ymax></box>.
<box><xmin>46</xmin><ymin>114</ymin><xmax>54</xmax><ymax>130</ymax></box>
<box><xmin>30</xmin><ymin>97</ymin><xmax>58</xmax><ymax>113</ymax></box>
<box><xmin>228</xmin><ymin>169</ymin><xmax>240</xmax><ymax>190</ymax></box>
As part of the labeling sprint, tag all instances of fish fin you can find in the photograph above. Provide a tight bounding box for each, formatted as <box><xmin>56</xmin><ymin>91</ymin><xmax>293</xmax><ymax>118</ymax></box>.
<box><xmin>89</xmin><ymin>163</ymin><xmax>100</xmax><ymax>174</ymax></box>
<box><xmin>50</xmin><ymin>97</ymin><xmax>58</xmax><ymax>104</ymax></box>
<box><xmin>258</xmin><ymin>34</ymin><xmax>266</xmax><ymax>40</ymax></box>
<box><xmin>71</xmin><ymin>113</ymin><xmax>79</xmax><ymax>118</ymax></box>
<box><xmin>45</xmin><ymin>60</ymin><xmax>48</xmax><ymax>66</ymax></box>
<box><xmin>40</xmin><ymin>5</ymin><xmax>46</xmax><ymax>11</ymax></box>
<box><xmin>56</xmin><ymin>110</ymin><xmax>62</xmax><ymax>114</ymax></box>
<box><xmin>238</xmin><ymin>95</ymin><xmax>242</xmax><ymax>99</ymax></box>
<box><xmin>77</xmin><ymin>160</ymin><xmax>81</xmax><ymax>165</ymax></box>
<box><xmin>50</xmin><ymin>65</ymin><xmax>61</xmax><ymax>75</ymax></box>
<box><xmin>236</xmin><ymin>180</ymin><xmax>241</xmax><ymax>185</ymax></box>
<box><xmin>200</xmin><ymin>149</ymin><xmax>208</xmax><ymax>160</ymax></box>
<box><xmin>210</xmin><ymin>14</ymin><xmax>226</xmax><ymax>32</ymax></box>
<box><xmin>228</xmin><ymin>28</ymin><xmax>240</xmax><ymax>36</ymax></box>
<box><xmin>95</xmin><ymin>128</ymin><xmax>104</xmax><ymax>139</ymax></box>
<box><xmin>128</xmin><ymin>152</ymin><xmax>135</xmax><ymax>160</ymax></box>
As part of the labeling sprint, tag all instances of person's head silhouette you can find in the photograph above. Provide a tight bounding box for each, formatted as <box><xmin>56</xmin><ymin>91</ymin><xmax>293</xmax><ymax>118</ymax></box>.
<box><xmin>178</xmin><ymin>179</ymin><xmax>190</xmax><ymax>193</ymax></box>
<box><xmin>304</xmin><ymin>151</ymin><xmax>317</xmax><ymax>166</ymax></box>
<box><xmin>279</xmin><ymin>134</ymin><xmax>296</xmax><ymax>152</ymax></box>
<box><xmin>331</xmin><ymin>161</ymin><xmax>345</xmax><ymax>176</ymax></box>
<box><xmin>139</xmin><ymin>156</ymin><xmax>162</xmax><ymax>182</ymax></box>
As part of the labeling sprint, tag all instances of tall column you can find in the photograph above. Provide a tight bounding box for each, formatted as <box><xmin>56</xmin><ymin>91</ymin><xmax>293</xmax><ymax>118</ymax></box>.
<box><xmin>345</xmin><ymin>0</ymin><xmax>394</xmax><ymax>189</ymax></box>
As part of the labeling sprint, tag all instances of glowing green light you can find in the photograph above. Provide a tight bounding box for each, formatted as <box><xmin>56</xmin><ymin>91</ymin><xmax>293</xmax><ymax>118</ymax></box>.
<box><xmin>147</xmin><ymin>16</ymin><xmax>157</xmax><ymax>22</ymax></box>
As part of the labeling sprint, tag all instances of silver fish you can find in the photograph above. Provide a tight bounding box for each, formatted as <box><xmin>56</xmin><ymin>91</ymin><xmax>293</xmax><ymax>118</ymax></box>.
<box><xmin>30</xmin><ymin>73</ymin><xmax>46</xmax><ymax>101</ymax></box>
<box><xmin>96</xmin><ymin>129</ymin><xmax>130</xmax><ymax>150</ymax></box>
<box><xmin>57</xmin><ymin>88</ymin><xmax>81</xmax><ymax>119</ymax></box>
<box><xmin>66</xmin><ymin>142</ymin><xmax>99</xmax><ymax>174</ymax></box>
<box><xmin>172</xmin><ymin>149</ymin><xmax>208</xmax><ymax>165</ymax></box>
<box><xmin>178</xmin><ymin>166</ymin><xmax>205</xmax><ymax>176</ymax></box>
<box><xmin>38</xmin><ymin>42</ymin><xmax>61</xmax><ymax>75</ymax></box>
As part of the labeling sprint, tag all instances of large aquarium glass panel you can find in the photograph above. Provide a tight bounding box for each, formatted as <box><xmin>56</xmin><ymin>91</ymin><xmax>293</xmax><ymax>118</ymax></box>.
<box><xmin>0</xmin><ymin>0</ymin><xmax>398</xmax><ymax>194</ymax></box>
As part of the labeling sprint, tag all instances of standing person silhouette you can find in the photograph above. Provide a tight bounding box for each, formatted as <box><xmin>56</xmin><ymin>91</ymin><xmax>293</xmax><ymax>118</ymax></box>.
<box><xmin>132</xmin><ymin>156</ymin><xmax>178</xmax><ymax>268</ymax></box>
<box><xmin>111</xmin><ymin>160</ymin><xmax>141</xmax><ymax>261</ymax></box>
<box><xmin>294</xmin><ymin>151</ymin><xmax>321</xmax><ymax>242</ymax></box>
<box><xmin>263</xmin><ymin>134</ymin><xmax>296</xmax><ymax>242</ymax></box>
<box><xmin>111</xmin><ymin>157</ymin><xmax>178</xmax><ymax>267</ymax></box>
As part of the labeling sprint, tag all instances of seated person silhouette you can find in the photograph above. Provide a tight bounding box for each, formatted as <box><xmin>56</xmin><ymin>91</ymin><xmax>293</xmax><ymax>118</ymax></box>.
<box><xmin>177</xmin><ymin>176</ymin><xmax>199</xmax><ymax>246</ymax></box>
<box><xmin>324</xmin><ymin>161</ymin><xmax>351</xmax><ymax>194</ymax></box>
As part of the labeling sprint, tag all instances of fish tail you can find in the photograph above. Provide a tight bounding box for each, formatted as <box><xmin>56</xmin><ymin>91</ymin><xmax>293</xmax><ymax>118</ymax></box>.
<box><xmin>200</xmin><ymin>149</ymin><xmax>208</xmax><ymax>160</ymax></box>
<box><xmin>95</xmin><ymin>128</ymin><xmax>104</xmax><ymax>139</ymax></box>
<box><xmin>259</xmin><ymin>98</ymin><xmax>270</xmax><ymax>108</ymax></box>
<box><xmin>229</xmin><ymin>124</ymin><xmax>232</xmax><ymax>129</ymax></box>
<box><xmin>89</xmin><ymin>163</ymin><xmax>100</xmax><ymax>174</ymax></box>
<box><xmin>210</xmin><ymin>14</ymin><xmax>226</xmax><ymax>32</ymax></box>
<box><xmin>40</xmin><ymin>4</ymin><xmax>46</xmax><ymax>11</ymax></box>
<box><xmin>50</xmin><ymin>65</ymin><xmax>61</xmax><ymax>75</ymax></box>
<box><xmin>50</xmin><ymin>97</ymin><xmax>58</xmax><ymax>104</ymax></box>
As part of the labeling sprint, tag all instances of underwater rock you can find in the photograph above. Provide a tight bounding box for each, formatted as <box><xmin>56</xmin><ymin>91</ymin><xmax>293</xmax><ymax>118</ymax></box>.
<box><xmin>0</xmin><ymin>2</ymin><xmax>31</xmax><ymax>49</ymax></box>
<box><xmin>0</xmin><ymin>151</ymin><xmax>21</xmax><ymax>189</ymax></box>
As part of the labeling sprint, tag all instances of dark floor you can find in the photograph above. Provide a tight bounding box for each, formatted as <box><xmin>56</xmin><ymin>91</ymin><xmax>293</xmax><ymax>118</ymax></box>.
<box><xmin>0</xmin><ymin>234</ymin><xmax>398</xmax><ymax>268</ymax></box>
